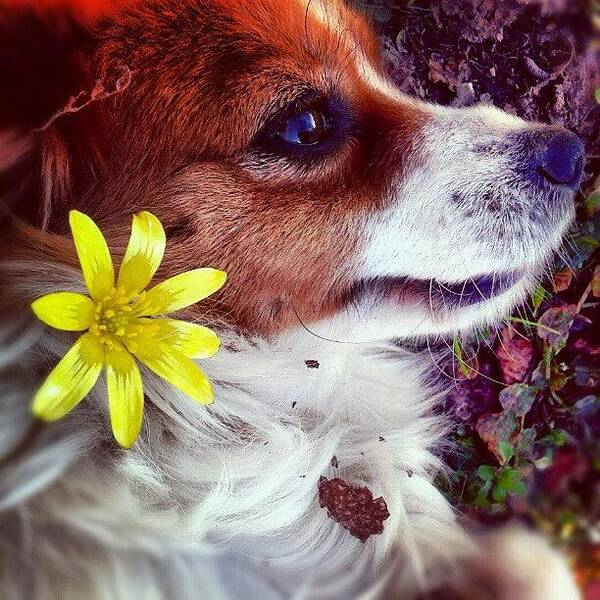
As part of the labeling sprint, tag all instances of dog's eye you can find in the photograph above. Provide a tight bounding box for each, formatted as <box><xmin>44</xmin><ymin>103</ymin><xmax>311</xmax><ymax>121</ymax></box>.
<box><xmin>255</xmin><ymin>95</ymin><xmax>349</xmax><ymax>158</ymax></box>
<box><xmin>275</xmin><ymin>109</ymin><xmax>331</xmax><ymax>146</ymax></box>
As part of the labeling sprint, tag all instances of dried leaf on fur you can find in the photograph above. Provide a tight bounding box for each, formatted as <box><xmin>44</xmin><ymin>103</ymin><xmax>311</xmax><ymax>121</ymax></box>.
<box><xmin>40</xmin><ymin>65</ymin><xmax>132</xmax><ymax>130</ymax></box>
<box><xmin>318</xmin><ymin>477</ymin><xmax>390</xmax><ymax>542</ymax></box>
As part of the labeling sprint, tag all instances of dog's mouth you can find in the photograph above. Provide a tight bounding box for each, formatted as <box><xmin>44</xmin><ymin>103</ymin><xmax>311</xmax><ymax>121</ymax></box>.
<box><xmin>430</xmin><ymin>270</ymin><xmax>526</xmax><ymax>306</ymax></box>
<box><xmin>353</xmin><ymin>270</ymin><xmax>525</xmax><ymax>308</ymax></box>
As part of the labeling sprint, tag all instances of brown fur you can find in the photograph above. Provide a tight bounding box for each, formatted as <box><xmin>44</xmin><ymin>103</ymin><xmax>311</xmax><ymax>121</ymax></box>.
<box><xmin>2</xmin><ymin>0</ymin><xmax>429</xmax><ymax>336</ymax></box>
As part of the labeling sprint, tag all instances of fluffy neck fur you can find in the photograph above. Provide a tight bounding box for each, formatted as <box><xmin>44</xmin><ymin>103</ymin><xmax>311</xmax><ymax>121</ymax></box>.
<box><xmin>0</xmin><ymin>283</ymin><xmax>471</xmax><ymax>599</ymax></box>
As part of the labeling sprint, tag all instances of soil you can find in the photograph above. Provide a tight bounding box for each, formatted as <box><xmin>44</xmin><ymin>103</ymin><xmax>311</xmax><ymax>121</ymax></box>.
<box><xmin>351</xmin><ymin>0</ymin><xmax>600</xmax><ymax>595</ymax></box>
<box><xmin>379</xmin><ymin>0</ymin><xmax>599</xmax><ymax>161</ymax></box>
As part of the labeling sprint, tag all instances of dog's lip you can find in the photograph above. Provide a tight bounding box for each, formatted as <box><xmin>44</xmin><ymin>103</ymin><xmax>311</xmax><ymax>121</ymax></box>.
<box><xmin>433</xmin><ymin>270</ymin><xmax>525</xmax><ymax>305</ymax></box>
<box><xmin>353</xmin><ymin>270</ymin><xmax>525</xmax><ymax>307</ymax></box>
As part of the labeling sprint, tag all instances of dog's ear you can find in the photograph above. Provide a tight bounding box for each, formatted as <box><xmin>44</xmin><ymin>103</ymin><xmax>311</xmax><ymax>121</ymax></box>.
<box><xmin>0</xmin><ymin>1</ymin><xmax>134</xmax><ymax>222</ymax></box>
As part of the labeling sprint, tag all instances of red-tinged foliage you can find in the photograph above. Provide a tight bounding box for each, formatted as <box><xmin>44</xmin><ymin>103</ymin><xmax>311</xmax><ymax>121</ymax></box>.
<box><xmin>496</xmin><ymin>327</ymin><xmax>534</xmax><ymax>385</ymax></box>
<box><xmin>475</xmin><ymin>385</ymin><xmax>539</xmax><ymax>464</ymax></box>
<box><xmin>537</xmin><ymin>304</ymin><xmax>579</xmax><ymax>350</ymax></box>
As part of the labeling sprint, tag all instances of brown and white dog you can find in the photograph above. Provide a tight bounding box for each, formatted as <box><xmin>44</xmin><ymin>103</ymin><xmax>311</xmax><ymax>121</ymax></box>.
<box><xmin>0</xmin><ymin>0</ymin><xmax>586</xmax><ymax>598</ymax></box>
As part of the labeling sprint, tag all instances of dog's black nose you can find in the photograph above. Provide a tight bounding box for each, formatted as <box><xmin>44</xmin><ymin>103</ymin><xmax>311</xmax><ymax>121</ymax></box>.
<box><xmin>531</xmin><ymin>128</ymin><xmax>585</xmax><ymax>189</ymax></box>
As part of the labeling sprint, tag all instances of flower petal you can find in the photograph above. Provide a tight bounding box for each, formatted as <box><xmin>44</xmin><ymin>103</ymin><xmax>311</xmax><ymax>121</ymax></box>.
<box><xmin>105</xmin><ymin>344</ymin><xmax>144</xmax><ymax>449</ymax></box>
<box><xmin>134</xmin><ymin>268</ymin><xmax>227</xmax><ymax>316</ymax></box>
<box><xmin>32</xmin><ymin>332</ymin><xmax>104</xmax><ymax>421</ymax></box>
<box><xmin>117</xmin><ymin>212</ymin><xmax>166</xmax><ymax>296</ymax></box>
<box><xmin>32</xmin><ymin>292</ymin><xmax>95</xmax><ymax>331</ymax></box>
<box><xmin>133</xmin><ymin>342</ymin><xmax>214</xmax><ymax>405</ymax></box>
<box><xmin>69</xmin><ymin>210</ymin><xmax>115</xmax><ymax>301</ymax></box>
<box><xmin>135</xmin><ymin>318</ymin><xmax>221</xmax><ymax>358</ymax></box>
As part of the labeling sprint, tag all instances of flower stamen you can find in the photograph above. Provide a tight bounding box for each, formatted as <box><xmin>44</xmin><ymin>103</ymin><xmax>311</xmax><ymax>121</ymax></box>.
<box><xmin>91</xmin><ymin>292</ymin><xmax>138</xmax><ymax>348</ymax></box>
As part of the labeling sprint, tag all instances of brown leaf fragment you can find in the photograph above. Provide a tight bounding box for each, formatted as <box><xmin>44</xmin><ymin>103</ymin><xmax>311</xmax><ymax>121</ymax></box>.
<box><xmin>476</xmin><ymin>411</ymin><xmax>518</xmax><ymax>464</ymax></box>
<box><xmin>496</xmin><ymin>327</ymin><xmax>534</xmax><ymax>384</ymax></box>
<box><xmin>318</xmin><ymin>477</ymin><xmax>390</xmax><ymax>542</ymax></box>
<box><xmin>537</xmin><ymin>304</ymin><xmax>578</xmax><ymax>350</ymax></box>
<box><xmin>428</xmin><ymin>53</ymin><xmax>448</xmax><ymax>85</ymax></box>
<box><xmin>553</xmin><ymin>269</ymin><xmax>573</xmax><ymax>292</ymax></box>
<box><xmin>41</xmin><ymin>64</ymin><xmax>132</xmax><ymax>130</ymax></box>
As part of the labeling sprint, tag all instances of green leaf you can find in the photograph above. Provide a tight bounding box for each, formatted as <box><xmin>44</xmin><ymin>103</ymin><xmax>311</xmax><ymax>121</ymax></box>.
<box><xmin>492</xmin><ymin>485</ymin><xmax>508</xmax><ymax>503</ymax></box>
<box><xmin>558</xmin><ymin>509</ymin><xmax>577</xmax><ymax>525</ymax></box>
<box><xmin>595</xmin><ymin>88</ymin><xmax>600</xmax><ymax>104</ymax></box>
<box><xmin>532</xmin><ymin>286</ymin><xmax>545</xmax><ymax>313</ymax></box>
<box><xmin>567</xmin><ymin>234</ymin><xmax>599</xmax><ymax>270</ymax></box>
<box><xmin>499</xmin><ymin>441</ymin><xmax>514</xmax><ymax>463</ymax></box>
<box><xmin>578</xmin><ymin>235</ymin><xmax>600</xmax><ymax>252</ymax></box>
<box><xmin>453</xmin><ymin>337</ymin><xmax>477</xmax><ymax>379</ymax></box>
<box><xmin>477</xmin><ymin>465</ymin><xmax>496</xmax><ymax>481</ymax></box>
<box><xmin>540</xmin><ymin>429</ymin><xmax>568</xmax><ymax>448</ymax></box>
<box><xmin>586</xmin><ymin>191</ymin><xmax>600</xmax><ymax>214</ymax></box>
<box><xmin>496</xmin><ymin>468</ymin><xmax>527</xmax><ymax>497</ymax></box>
<box><xmin>475</xmin><ymin>480</ymin><xmax>493</xmax><ymax>506</ymax></box>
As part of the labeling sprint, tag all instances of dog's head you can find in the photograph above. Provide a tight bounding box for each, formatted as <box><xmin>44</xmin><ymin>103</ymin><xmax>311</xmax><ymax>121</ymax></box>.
<box><xmin>2</xmin><ymin>0</ymin><xmax>585</xmax><ymax>341</ymax></box>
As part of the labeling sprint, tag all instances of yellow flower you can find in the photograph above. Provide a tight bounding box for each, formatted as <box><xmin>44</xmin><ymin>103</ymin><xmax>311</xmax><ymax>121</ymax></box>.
<box><xmin>31</xmin><ymin>210</ymin><xmax>226</xmax><ymax>448</ymax></box>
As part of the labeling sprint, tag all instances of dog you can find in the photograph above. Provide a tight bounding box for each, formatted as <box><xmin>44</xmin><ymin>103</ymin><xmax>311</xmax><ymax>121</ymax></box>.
<box><xmin>0</xmin><ymin>0</ymin><xmax>586</xmax><ymax>598</ymax></box>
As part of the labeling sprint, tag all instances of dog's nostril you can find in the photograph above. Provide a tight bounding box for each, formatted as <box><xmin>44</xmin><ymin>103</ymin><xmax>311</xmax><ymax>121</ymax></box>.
<box><xmin>534</xmin><ymin>129</ymin><xmax>585</xmax><ymax>188</ymax></box>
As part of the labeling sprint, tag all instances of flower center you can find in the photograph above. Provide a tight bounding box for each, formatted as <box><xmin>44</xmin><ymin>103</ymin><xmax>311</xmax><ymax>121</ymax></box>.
<box><xmin>89</xmin><ymin>289</ymin><xmax>139</xmax><ymax>349</ymax></box>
